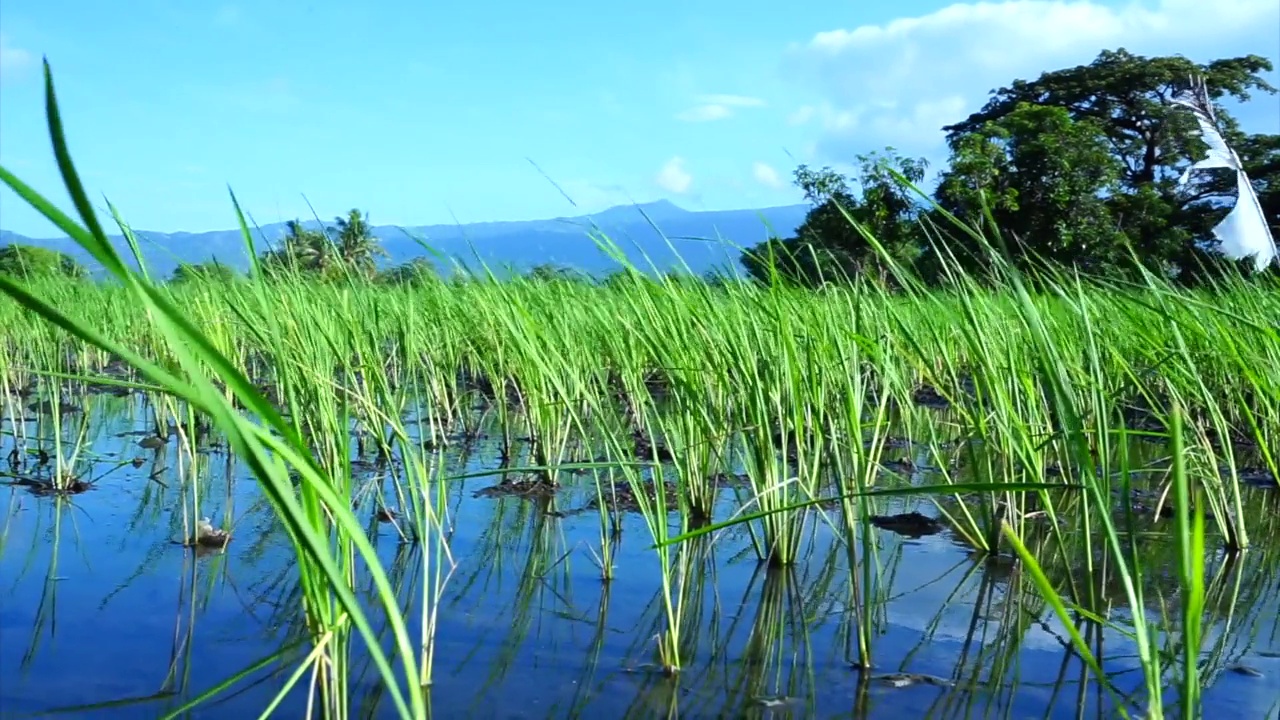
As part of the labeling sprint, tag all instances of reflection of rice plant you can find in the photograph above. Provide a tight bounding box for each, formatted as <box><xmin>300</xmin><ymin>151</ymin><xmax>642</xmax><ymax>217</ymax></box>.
<box><xmin>2</xmin><ymin>58</ymin><xmax>1280</xmax><ymax>720</ymax></box>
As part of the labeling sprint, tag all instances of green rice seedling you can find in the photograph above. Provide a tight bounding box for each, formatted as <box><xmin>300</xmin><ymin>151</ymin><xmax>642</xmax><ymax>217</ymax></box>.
<box><xmin>465</xmin><ymin>324</ymin><xmax>523</xmax><ymax>464</ymax></box>
<box><xmin>1169</xmin><ymin>404</ymin><xmax>1207</xmax><ymax>715</ymax></box>
<box><xmin>395</xmin><ymin>296</ymin><xmax>470</xmax><ymax>448</ymax></box>
<box><xmin>1140</xmin><ymin>274</ymin><xmax>1280</xmax><ymax>550</ymax></box>
<box><xmin>920</xmin><ymin>291</ymin><xmax>1058</xmax><ymax>549</ymax></box>
<box><xmin>620</xmin><ymin>524</ymin><xmax>724</xmax><ymax>690</ymax></box>
<box><xmin>0</xmin><ymin>61</ymin><xmax>431</xmax><ymax>720</ymax></box>
<box><xmin>26</xmin><ymin>380</ymin><xmax>93</xmax><ymax>494</ymax></box>
<box><xmin>819</xmin><ymin>286</ymin><xmax>899</xmax><ymax>670</ymax></box>
<box><xmin>618</xmin><ymin>460</ymin><xmax>687</xmax><ymax>674</ymax></box>
<box><xmin>345</xmin><ymin>364</ymin><xmax>456</xmax><ymax>686</ymax></box>
<box><xmin>616</xmin><ymin>274</ymin><xmax>731</xmax><ymax>522</ymax></box>
<box><xmin>472</xmin><ymin>280</ymin><xmax>598</xmax><ymax>487</ymax></box>
<box><xmin>567</xmin><ymin>295</ymin><xmax>665</xmax><ymax>576</ymax></box>
<box><xmin>235</xmin><ymin>275</ymin><xmax>467</xmax><ymax>698</ymax></box>
<box><xmin>520</xmin><ymin>301</ymin><xmax>696</xmax><ymax>672</ymax></box>
<box><xmin>712</xmin><ymin>288</ymin><xmax>831</xmax><ymax>567</ymax></box>
<box><xmin>1000</xmin><ymin>407</ymin><xmax>1206</xmax><ymax>718</ymax></box>
<box><xmin>646</xmin><ymin>402</ymin><xmax>721</xmax><ymax>523</ymax></box>
<box><xmin>996</xmin><ymin>268</ymin><xmax>1179</xmax><ymax>716</ymax></box>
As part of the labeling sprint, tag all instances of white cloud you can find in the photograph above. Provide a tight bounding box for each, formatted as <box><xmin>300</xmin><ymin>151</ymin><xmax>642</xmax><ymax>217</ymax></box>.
<box><xmin>677</xmin><ymin>104</ymin><xmax>733</xmax><ymax>122</ymax></box>
<box><xmin>790</xmin><ymin>0</ymin><xmax>1280</xmax><ymax>161</ymax></box>
<box><xmin>0</xmin><ymin>34</ymin><xmax>33</xmax><ymax>82</ymax></box>
<box><xmin>655</xmin><ymin>156</ymin><xmax>693</xmax><ymax>193</ymax></box>
<box><xmin>752</xmin><ymin>162</ymin><xmax>784</xmax><ymax>189</ymax></box>
<box><xmin>676</xmin><ymin>93</ymin><xmax>767</xmax><ymax>122</ymax></box>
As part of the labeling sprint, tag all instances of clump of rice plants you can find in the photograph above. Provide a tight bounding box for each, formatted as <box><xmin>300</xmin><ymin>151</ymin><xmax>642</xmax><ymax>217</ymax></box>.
<box><xmin>2</xmin><ymin>58</ymin><xmax>1279</xmax><ymax>719</ymax></box>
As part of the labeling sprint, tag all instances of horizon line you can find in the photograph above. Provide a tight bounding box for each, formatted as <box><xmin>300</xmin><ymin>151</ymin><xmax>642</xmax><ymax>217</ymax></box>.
<box><xmin>0</xmin><ymin>199</ymin><xmax>810</xmax><ymax>239</ymax></box>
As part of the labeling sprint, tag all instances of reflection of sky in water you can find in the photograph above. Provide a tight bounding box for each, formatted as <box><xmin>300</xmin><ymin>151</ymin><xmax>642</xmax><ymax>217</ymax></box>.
<box><xmin>1</xmin><ymin>401</ymin><xmax>1277</xmax><ymax>719</ymax></box>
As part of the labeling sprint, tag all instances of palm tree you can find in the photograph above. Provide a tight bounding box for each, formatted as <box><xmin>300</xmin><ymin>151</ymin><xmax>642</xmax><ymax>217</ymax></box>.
<box><xmin>260</xmin><ymin>212</ymin><xmax>387</xmax><ymax>280</ymax></box>
<box><xmin>261</xmin><ymin>220</ymin><xmax>331</xmax><ymax>276</ymax></box>
<box><xmin>330</xmin><ymin>209</ymin><xmax>388</xmax><ymax>277</ymax></box>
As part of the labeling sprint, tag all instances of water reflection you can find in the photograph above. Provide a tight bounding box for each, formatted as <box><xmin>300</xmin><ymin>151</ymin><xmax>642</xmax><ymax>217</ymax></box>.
<box><xmin>0</xmin><ymin>395</ymin><xmax>1277</xmax><ymax>718</ymax></box>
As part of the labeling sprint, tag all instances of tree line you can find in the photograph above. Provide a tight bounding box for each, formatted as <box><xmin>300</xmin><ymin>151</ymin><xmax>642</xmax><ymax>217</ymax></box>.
<box><xmin>0</xmin><ymin>209</ymin><xmax>438</xmax><ymax>287</ymax></box>
<box><xmin>4</xmin><ymin>49</ymin><xmax>1275</xmax><ymax>290</ymax></box>
<box><xmin>741</xmin><ymin>49</ymin><xmax>1279</xmax><ymax>288</ymax></box>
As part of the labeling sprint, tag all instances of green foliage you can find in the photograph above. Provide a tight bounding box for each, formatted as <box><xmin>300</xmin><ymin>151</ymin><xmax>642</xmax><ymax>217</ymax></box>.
<box><xmin>171</xmin><ymin>259</ymin><xmax>238</xmax><ymax>284</ymax></box>
<box><xmin>0</xmin><ymin>243</ymin><xmax>87</xmax><ymax>280</ymax></box>
<box><xmin>260</xmin><ymin>210</ymin><xmax>388</xmax><ymax>280</ymax></box>
<box><xmin>743</xmin><ymin>48</ymin><xmax>1279</xmax><ymax>288</ymax></box>
<box><xmin>525</xmin><ymin>263</ymin><xmax>588</xmax><ymax>284</ymax></box>
<box><xmin>943</xmin><ymin>48</ymin><xmax>1274</xmax><ymax>188</ymax></box>
<box><xmin>331</xmin><ymin>208</ymin><xmax>388</xmax><ymax>277</ymax></box>
<box><xmin>933</xmin><ymin>104</ymin><xmax>1129</xmax><ymax>277</ymax></box>
<box><xmin>940</xmin><ymin>48</ymin><xmax>1277</xmax><ymax>277</ymax></box>
<box><xmin>378</xmin><ymin>257</ymin><xmax>439</xmax><ymax>286</ymax></box>
<box><xmin>741</xmin><ymin>149</ymin><xmax>927</xmax><ymax>286</ymax></box>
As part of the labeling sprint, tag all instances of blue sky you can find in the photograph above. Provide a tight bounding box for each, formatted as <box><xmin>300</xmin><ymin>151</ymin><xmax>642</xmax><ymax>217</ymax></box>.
<box><xmin>1</xmin><ymin>0</ymin><xmax>1277</xmax><ymax>236</ymax></box>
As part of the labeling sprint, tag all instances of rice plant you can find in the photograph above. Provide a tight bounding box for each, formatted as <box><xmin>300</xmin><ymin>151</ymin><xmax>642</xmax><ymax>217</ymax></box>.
<box><xmin>1</xmin><ymin>57</ymin><xmax>1278</xmax><ymax>719</ymax></box>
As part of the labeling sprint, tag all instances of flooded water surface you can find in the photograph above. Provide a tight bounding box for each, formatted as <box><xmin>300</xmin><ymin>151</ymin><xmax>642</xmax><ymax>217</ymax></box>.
<box><xmin>2</xmin><ymin>395</ymin><xmax>1278</xmax><ymax>719</ymax></box>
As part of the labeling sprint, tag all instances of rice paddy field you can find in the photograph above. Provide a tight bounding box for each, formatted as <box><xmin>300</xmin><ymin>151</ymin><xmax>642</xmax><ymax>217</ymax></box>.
<box><xmin>3</xmin><ymin>80</ymin><xmax>1280</xmax><ymax>720</ymax></box>
<box><xmin>2</xmin><ymin>258</ymin><xmax>1279</xmax><ymax>718</ymax></box>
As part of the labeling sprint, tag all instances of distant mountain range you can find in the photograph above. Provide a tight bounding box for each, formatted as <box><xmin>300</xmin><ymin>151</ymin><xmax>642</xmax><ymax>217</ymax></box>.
<box><xmin>0</xmin><ymin>200</ymin><xmax>810</xmax><ymax>280</ymax></box>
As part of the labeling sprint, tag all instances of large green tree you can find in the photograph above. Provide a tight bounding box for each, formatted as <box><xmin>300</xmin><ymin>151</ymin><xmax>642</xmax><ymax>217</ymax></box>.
<box><xmin>378</xmin><ymin>257</ymin><xmax>438</xmax><ymax>286</ymax></box>
<box><xmin>260</xmin><ymin>210</ymin><xmax>387</xmax><ymax>279</ymax></box>
<box><xmin>171</xmin><ymin>259</ymin><xmax>238</xmax><ymax>284</ymax></box>
<box><xmin>941</xmin><ymin>48</ymin><xmax>1277</xmax><ymax>274</ymax></box>
<box><xmin>260</xmin><ymin>220</ymin><xmax>330</xmax><ymax>276</ymax></box>
<box><xmin>0</xmin><ymin>244</ymin><xmax>88</xmax><ymax>281</ymax></box>
<box><xmin>741</xmin><ymin>148</ymin><xmax>928</xmax><ymax>286</ymax></box>
<box><xmin>931</xmin><ymin>104</ymin><xmax>1130</xmax><ymax>278</ymax></box>
<box><xmin>331</xmin><ymin>208</ymin><xmax>388</xmax><ymax>277</ymax></box>
<box><xmin>943</xmin><ymin>49</ymin><xmax>1274</xmax><ymax>187</ymax></box>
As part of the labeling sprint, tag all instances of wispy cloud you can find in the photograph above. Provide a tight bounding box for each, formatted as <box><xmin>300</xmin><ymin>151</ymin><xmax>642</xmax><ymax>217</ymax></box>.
<box><xmin>0</xmin><ymin>34</ymin><xmax>33</xmax><ymax>83</ymax></box>
<box><xmin>676</xmin><ymin>93</ymin><xmax>766</xmax><ymax>122</ymax></box>
<box><xmin>554</xmin><ymin>179</ymin><xmax>635</xmax><ymax>212</ymax></box>
<box><xmin>655</xmin><ymin>156</ymin><xmax>693</xmax><ymax>193</ymax></box>
<box><xmin>790</xmin><ymin>0</ymin><xmax>1279</xmax><ymax>160</ymax></box>
<box><xmin>752</xmin><ymin>162</ymin><xmax>784</xmax><ymax>189</ymax></box>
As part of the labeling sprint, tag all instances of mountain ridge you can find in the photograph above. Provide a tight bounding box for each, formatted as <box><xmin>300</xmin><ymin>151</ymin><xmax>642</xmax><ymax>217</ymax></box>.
<box><xmin>0</xmin><ymin>200</ymin><xmax>810</xmax><ymax>279</ymax></box>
